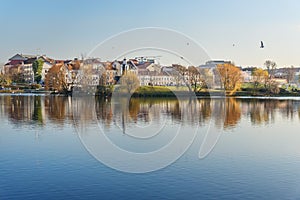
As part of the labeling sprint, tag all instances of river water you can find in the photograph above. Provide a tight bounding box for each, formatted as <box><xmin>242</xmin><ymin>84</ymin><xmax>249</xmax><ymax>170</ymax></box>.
<box><xmin>1</xmin><ymin>94</ymin><xmax>300</xmax><ymax>199</ymax></box>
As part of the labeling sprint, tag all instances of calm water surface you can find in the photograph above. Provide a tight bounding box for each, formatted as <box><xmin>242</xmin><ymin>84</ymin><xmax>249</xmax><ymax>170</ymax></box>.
<box><xmin>1</xmin><ymin>94</ymin><xmax>300</xmax><ymax>199</ymax></box>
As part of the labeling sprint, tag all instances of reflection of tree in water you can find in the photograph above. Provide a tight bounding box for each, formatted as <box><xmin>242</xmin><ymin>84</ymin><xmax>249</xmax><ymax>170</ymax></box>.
<box><xmin>1</xmin><ymin>95</ymin><xmax>300</xmax><ymax>129</ymax></box>
<box><xmin>32</xmin><ymin>96</ymin><xmax>44</xmax><ymax>125</ymax></box>
<box><xmin>45</xmin><ymin>96</ymin><xmax>72</xmax><ymax>124</ymax></box>
<box><xmin>0</xmin><ymin>95</ymin><xmax>44</xmax><ymax>126</ymax></box>
<box><xmin>197</xmin><ymin>98</ymin><xmax>212</xmax><ymax>126</ymax></box>
<box><xmin>9</xmin><ymin>96</ymin><xmax>30</xmax><ymax>124</ymax></box>
<box><xmin>129</xmin><ymin>98</ymin><xmax>182</xmax><ymax>123</ymax></box>
<box><xmin>2</xmin><ymin>96</ymin><xmax>36</xmax><ymax>125</ymax></box>
<box><xmin>95</xmin><ymin>96</ymin><xmax>113</xmax><ymax>128</ymax></box>
<box><xmin>244</xmin><ymin>99</ymin><xmax>300</xmax><ymax>125</ymax></box>
<box><xmin>211</xmin><ymin>98</ymin><xmax>226</xmax><ymax>129</ymax></box>
<box><xmin>282</xmin><ymin>100</ymin><xmax>297</xmax><ymax>120</ymax></box>
<box><xmin>224</xmin><ymin>98</ymin><xmax>241</xmax><ymax>128</ymax></box>
<box><xmin>95</xmin><ymin>97</ymin><xmax>217</xmax><ymax>128</ymax></box>
<box><xmin>72</xmin><ymin>96</ymin><xmax>97</xmax><ymax>127</ymax></box>
<box><xmin>128</xmin><ymin>98</ymin><xmax>142</xmax><ymax>122</ymax></box>
<box><xmin>249</xmin><ymin>99</ymin><xmax>269</xmax><ymax>125</ymax></box>
<box><xmin>94</xmin><ymin>97</ymin><xmax>185</xmax><ymax>129</ymax></box>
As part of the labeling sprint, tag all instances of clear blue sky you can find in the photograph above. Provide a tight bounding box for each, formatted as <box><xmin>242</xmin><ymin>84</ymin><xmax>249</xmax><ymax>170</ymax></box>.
<box><xmin>1</xmin><ymin>0</ymin><xmax>300</xmax><ymax>67</ymax></box>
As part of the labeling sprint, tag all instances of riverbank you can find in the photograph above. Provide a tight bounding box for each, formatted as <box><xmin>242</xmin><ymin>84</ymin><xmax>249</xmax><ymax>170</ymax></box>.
<box><xmin>1</xmin><ymin>85</ymin><xmax>300</xmax><ymax>97</ymax></box>
<box><xmin>130</xmin><ymin>86</ymin><xmax>300</xmax><ymax>97</ymax></box>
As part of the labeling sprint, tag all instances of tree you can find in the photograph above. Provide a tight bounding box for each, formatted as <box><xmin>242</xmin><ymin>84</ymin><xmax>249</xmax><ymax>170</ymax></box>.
<box><xmin>285</xmin><ymin>66</ymin><xmax>295</xmax><ymax>84</ymax></box>
<box><xmin>32</xmin><ymin>58</ymin><xmax>44</xmax><ymax>83</ymax></box>
<box><xmin>11</xmin><ymin>72</ymin><xmax>25</xmax><ymax>83</ymax></box>
<box><xmin>264</xmin><ymin>60</ymin><xmax>280</xmax><ymax>94</ymax></box>
<box><xmin>252</xmin><ymin>68</ymin><xmax>268</xmax><ymax>91</ymax></box>
<box><xmin>120</xmin><ymin>72</ymin><xmax>140</xmax><ymax>94</ymax></box>
<box><xmin>264</xmin><ymin>60</ymin><xmax>277</xmax><ymax>79</ymax></box>
<box><xmin>45</xmin><ymin>63</ymin><xmax>68</xmax><ymax>92</ymax></box>
<box><xmin>199</xmin><ymin>68</ymin><xmax>214</xmax><ymax>88</ymax></box>
<box><xmin>216</xmin><ymin>63</ymin><xmax>242</xmax><ymax>92</ymax></box>
<box><xmin>171</xmin><ymin>64</ymin><xmax>187</xmax><ymax>87</ymax></box>
<box><xmin>0</xmin><ymin>73</ymin><xmax>12</xmax><ymax>85</ymax></box>
<box><xmin>187</xmin><ymin>66</ymin><xmax>210</xmax><ymax>92</ymax></box>
<box><xmin>187</xmin><ymin>66</ymin><xmax>201</xmax><ymax>92</ymax></box>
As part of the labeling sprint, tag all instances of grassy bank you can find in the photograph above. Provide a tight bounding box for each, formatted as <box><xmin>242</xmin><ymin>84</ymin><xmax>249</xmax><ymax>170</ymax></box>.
<box><xmin>120</xmin><ymin>86</ymin><xmax>300</xmax><ymax>97</ymax></box>
<box><xmin>1</xmin><ymin>84</ymin><xmax>300</xmax><ymax>97</ymax></box>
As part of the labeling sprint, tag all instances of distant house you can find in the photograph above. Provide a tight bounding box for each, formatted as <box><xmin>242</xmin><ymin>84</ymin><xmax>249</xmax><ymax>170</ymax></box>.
<box><xmin>112</xmin><ymin>61</ymin><xmax>122</xmax><ymax>76</ymax></box>
<box><xmin>4</xmin><ymin>54</ymin><xmax>37</xmax><ymax>83</ymax></box>
<box><xmin>241</xmin><ymin>70</ymin><xmax>252</xmax><ymax>83</ymax></box>
<box><xmin>66</xmin><ymin>59</ymin><xmax>82</xmax><ymax>87</ymax></box>
<box><xmin>132</xmin><ymin>62</ymin><xmax>178</xmax><ymax>86</ymax></box>
<box><xmin>199</xmin><ymin>60</ymin><xmax>231</xmax><ymax>69</ymax></box>
<box><xmin>295</xmin><ymin>72</ymin><xmax>300</xmax><ymax>87</ymax></box>
<box><xmin>4</xmin><ymin>54</ymin><xmax>58</xmax><ymax>84</ymax></box>
<box><xmin>273</xmin><ymin>78</ymin><xmax>288</xmax><ymax>87</ymax></box>
<box><xmin>8</xmin><ymin>54</ymin><xmax>35</xmax><ymax>65</ymax></box>
<box><xmin>38</xmin><ymin>56</ymin><xmax>55</xmax><ymax>84</ymax></box>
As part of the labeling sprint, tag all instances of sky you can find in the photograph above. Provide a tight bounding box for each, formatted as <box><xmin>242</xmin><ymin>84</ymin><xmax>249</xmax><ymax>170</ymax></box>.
<box><xmin>1</xmin><ymin>0</ymin><xmax>300</xmax><ymax>67</ymax></box>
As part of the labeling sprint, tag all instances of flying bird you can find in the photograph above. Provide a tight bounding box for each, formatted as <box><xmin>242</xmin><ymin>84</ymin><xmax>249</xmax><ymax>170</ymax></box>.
<box><xmin>260</xmin><ymin>41</ymin><xmax>264</xmax><ymax>48</ymax></box>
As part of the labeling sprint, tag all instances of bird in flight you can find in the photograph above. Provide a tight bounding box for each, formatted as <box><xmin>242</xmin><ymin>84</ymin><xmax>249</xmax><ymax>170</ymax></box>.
<box><xmin>260</xmin><ymin>41</ymin><xmax>264</xmax><ymax>48</ymax></box>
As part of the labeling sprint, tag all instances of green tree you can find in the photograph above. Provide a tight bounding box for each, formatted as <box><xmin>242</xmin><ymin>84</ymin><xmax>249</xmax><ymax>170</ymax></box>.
<box><xmin>32</xmin><ymin>58</ymin><xmax>44</xmax><ymax>83</ymax></box>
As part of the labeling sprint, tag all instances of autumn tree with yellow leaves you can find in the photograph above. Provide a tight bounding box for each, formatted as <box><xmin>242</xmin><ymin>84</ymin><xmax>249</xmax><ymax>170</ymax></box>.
<box><xmin>252</xmin><ymin>68</ymin><xmax>268</xmax><ymax>92</ymax></box>
<box><xmin>216</xmin><ymin>63</ymin><xmax>243</xmax><ymax>93</ymax></box>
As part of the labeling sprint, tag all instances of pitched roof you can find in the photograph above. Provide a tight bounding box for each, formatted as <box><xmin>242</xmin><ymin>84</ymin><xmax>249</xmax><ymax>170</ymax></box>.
<box><xmin>9</xmin><ymin>54</ymin><xmax>28</xmax><ymax>61</ymax></box>
<box><xmin>135</xmin><ymin>62</ymin><xmax>153</xmax><ymax>69</ymax></box>
<box><xmin>38</xmin><ymin>56</ymin><xmax>55</xmax><ymax>64</ymax></box>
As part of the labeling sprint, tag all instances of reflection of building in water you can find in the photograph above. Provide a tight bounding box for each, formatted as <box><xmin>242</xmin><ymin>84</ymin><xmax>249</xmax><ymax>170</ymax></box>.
<box><xmin>0</xmin><ymin>95</ymin><xmax>77</xmax><ymax>126</ymax></box>
<box><xmin>10</xmin><ymin>96</ymin><xmax>34</xmax><ymax>123</ymax></box>
<box><xmin>0</xmin><ymin>95</ymin><xmax>46</xmax><ymax>125</ymax></box>
<box><xmin>1</xmin><ymin>96</ymin><xmax>300</xmax><ymax>129</ymax></box>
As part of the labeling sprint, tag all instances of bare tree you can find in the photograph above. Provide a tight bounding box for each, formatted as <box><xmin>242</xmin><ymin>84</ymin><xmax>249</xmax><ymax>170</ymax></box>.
<box><xmin>286</xmin><ymin>66</ymin><xmax>296</xmax><ymax>84</ymax></box>
<box><xmin>264</xmin><ymin>60</ymin><xmax>277</xmax><ymax>79</ymax></box>
<box><xmin>187</xmin><ymin>66</ymin><xmax>201</xmax><ymax>92</ymax></box>
<box><xmin>172</xmin><ymin>64</ymin><xmax>187</xmax><ymax>88</ymax></box>
<box><xmin>120</xmin><ymin>72</ymin><xmax>140</xmax><ymax>94</ymax></box>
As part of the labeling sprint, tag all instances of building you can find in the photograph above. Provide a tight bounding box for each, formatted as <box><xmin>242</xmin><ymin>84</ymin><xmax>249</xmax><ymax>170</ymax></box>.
<box><xmin>3</xmin><ymin>54</ymin><xmax>37</xmax><ymax>83</ymax></box>
<box><xmin>3</xmin><ymin>54</ymin><xmax>57</xmax><ymax>84</ymax></box>
<box><xmin>241</xmin><ymin>70</ymin><xmax>252</xmax><ymax>82</ymax></box>
<box><xmin>199</xmin><ymin>60</ymin><xmax>231</xmax><ymax>69</ymax></box>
